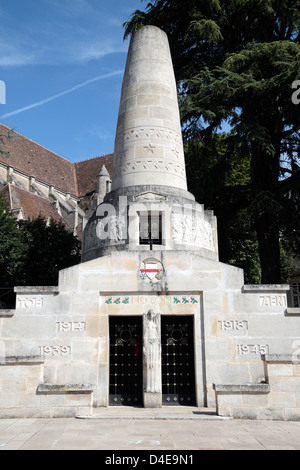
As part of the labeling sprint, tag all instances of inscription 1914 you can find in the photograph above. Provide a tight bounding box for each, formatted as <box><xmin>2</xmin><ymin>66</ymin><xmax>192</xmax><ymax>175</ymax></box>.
<box><xmin>56</xmin><ymin>322</ymin><xmax>86</xmax><ymax>332</ymax></box>
<box><xmin>17</xmin><ymin>297</ymin><xmax>43</xmax><ymax>308</ymax></box>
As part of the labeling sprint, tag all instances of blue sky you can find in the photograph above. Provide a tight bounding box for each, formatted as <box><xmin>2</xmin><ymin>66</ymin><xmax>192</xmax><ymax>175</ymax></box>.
<box><xmin>0</xmin><ymin>0</ymin><xmax>144</xmax><ymax>162</ymax></box>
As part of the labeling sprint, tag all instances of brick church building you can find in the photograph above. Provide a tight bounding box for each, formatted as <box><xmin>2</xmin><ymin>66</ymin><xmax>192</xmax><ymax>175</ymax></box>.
<box><xmin>0</xmin><ymin>123</ymin><xmax>113</xmax><ymax>239</ymax></box>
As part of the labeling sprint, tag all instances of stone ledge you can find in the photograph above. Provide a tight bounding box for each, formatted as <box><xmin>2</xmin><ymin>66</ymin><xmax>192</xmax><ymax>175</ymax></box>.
<box><xmin>0</xmin><ymin>309</ymin><xmax>15</xmax><ymax>317</ymax></box>
<box><xmin>37</xmin><ymin>384</ymin><xmax>95</xmax><ymax>394</ymax></box>
<box><xmin>243</xmin><ymin>285</ymin><xmax>289</xmax><ymax>292</ymax></box>
<box><xmin>0</xmin><ymin>355</ymin><xmax>44</xmax><ymax>365</ymax></box>
<box><xmin>286</xmin><ymin>308</ymin><xmax>300</xmax><ymax>315</ymax></box>
<box><xmin>213</xmin><ymin>384</ymin><xmax>270</xmax><ymax>393</ymax></box>
<box><xmin>262</xmin><ymin>354</ymin><xmax>297</xmax><ymax>363</ymax></box>
<box><xmin>14</xmin><ymin>286</ymin><xmax>59</xmax><ymax>294</ymax></box>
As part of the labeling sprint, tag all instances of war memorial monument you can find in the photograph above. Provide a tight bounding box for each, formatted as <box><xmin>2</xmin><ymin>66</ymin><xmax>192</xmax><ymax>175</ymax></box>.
<box><xmin>0</xmin><ymin>26</ymin><xmax>300</xmax><ymax>420</ymax></box>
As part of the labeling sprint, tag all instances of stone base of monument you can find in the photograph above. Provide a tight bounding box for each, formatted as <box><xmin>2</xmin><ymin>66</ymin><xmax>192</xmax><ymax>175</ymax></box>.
<box><xmin>143</xmin><ymin>392</ymin><xmax>162</xmax><ymax>409</ymax></box>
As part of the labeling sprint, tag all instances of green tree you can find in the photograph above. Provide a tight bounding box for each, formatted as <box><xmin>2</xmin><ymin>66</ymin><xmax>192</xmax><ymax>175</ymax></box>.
<box><xmin>185</xmin><ymin>132</ymin><xmax>261</xmax><ymax>283</ymax></box>
<box><xmin>124</xmin><ymin>0</ymin><xmax>300</xmax><ymax>283</ymax></box>
<box><xmin>0</xmin><ymin>194</ymin><xmax>28</xmax><ymax>307</ymax></box>
<box><xmin>0</xmin><ymin>204</ymin><xmax>81</xmax><ymax>306</ymax></box>
<box><xmin>19</xmin><ymin>216</ymin><xmax>81</xmax><ymax>286</ymax></box>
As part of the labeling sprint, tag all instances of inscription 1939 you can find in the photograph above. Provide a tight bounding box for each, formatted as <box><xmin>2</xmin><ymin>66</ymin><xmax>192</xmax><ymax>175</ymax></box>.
<box><xmin>40</xmin><ymin>346</ymin><xmax>71</xmax><ymax>356</ymax></box>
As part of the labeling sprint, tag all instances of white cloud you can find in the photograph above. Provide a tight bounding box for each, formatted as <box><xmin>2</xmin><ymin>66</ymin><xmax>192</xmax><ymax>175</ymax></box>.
<box><xmin>0</xmin><ymin>33</ymin><xmax>38</xmax><ymax>66</ymax></box>
<box><xmin>89</xmin><ymin>126</ymin><xmax>115</xmax><ymax>142</ymax></box>
<box><xmin>0</xmin><ymin>0</ymin><xmax>126</xmax><ymax>67</ymax></box>
<box><xmin>0</xmin><ymin>32</ymin><xmax>125</xmax><ymax>67</ymax></box>
<box><xmin>0</xmin><ymin>70</ymin><xmax>123</xmax><ymax>119</ymax></box>
<box><xmin>0</xmin><ymin>52</ymin><xmax>36</xmax><ymax>67</ymax></box>
<box><xmin>74</xmin><ymin>40</ymin><xmax>127</xmax><ymax>63</ymax></box>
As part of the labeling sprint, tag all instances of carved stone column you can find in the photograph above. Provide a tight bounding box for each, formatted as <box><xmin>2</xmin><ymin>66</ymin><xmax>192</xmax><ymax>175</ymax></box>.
<box><xmin>143</xmin><ymin>309</ymin><xmax>162</xmax><ymax>408</ymax></box>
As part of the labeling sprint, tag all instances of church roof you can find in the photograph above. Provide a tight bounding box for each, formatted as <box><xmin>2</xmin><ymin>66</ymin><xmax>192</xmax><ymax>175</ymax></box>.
<box><xmin>0</xmin><ymin>123</ymin><xmax>113</xmax><ymax>198</ymax></box>
<box><xmin>75</xmin><ymin>154</ymin><xmax>113</xmax><ymax>197</ymax></box>
<box><xmin>1</xmin><ymin>183</ymin><xmax>69</xmax><ymax>226</ymax></box>
<box><xmin>0</xmin><ymin>124</ymin><xmax>78</xmax><ymax>195</ymax></box>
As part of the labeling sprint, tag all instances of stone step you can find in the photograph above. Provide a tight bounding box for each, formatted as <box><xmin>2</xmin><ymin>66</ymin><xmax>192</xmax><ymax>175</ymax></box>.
<box><xmin>77</xmin><ymin>406</ymin><xmax>231</xmax><ymax>420</ymax></box>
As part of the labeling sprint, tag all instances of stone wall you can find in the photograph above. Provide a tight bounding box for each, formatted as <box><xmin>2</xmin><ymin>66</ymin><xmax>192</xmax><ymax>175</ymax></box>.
<box><xmin>214</xmin><ymin>355</ymin><xmax>300</xmax><ymax>420</ymax></box>
<box><xmin>0</xmin><ymin>251</ymin><xmax>299</xmax><ymax>419</ymax></box>
<box><xmin>0</xmin><ymin>354</ymin><xmax>93</xmax><ymax>418</ymax></box>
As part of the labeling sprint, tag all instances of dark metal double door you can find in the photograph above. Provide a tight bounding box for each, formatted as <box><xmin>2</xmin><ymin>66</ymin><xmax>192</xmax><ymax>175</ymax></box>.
<box><xmin>109</xmin><ymin>315</ymin><xmax>196</xmax><ymax>406</ymax></box>
<box><xmin>161</xmin><ymin>316</ymin><xmax>196</xmax><ymax>406</ymax></box>
<box><xmin>109</xmin><ymin>316</ymin><xmax>143</xmax><ymax>405</ymax></box>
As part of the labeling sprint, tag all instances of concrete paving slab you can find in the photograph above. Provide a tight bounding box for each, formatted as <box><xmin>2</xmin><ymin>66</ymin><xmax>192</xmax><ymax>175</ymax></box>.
<box><xmin>1</xmin><ymin>410</ymin><xmax>300</xmax><ymax>450</ymax></box>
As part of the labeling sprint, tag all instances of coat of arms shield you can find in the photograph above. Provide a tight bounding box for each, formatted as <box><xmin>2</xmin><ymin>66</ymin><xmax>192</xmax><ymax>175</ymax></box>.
<box><xmin>140</xmin><ymin>258</ymin><xmax>164</xmax><ymax>283</ymax></box>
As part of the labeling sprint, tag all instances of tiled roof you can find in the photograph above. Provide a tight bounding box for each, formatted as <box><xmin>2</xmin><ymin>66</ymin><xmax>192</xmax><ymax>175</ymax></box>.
<box><xmin>0</xmin><ymin>123</ymin><xmax>78</xmax><ymax>195</ymax></box>
<box><xmin>1</xmin><ymin>184</ymin><xmax>69</xmax><ymax>226</ymax></box>
<box><xmin>75</xmin><ymin>154</ymin><xmax>113</xmax><ymax>197</ymax></box>
<box><xmin>0</xmin><ymin>123</ymin><xmax>113</xmax><ymax>198</ymax></box>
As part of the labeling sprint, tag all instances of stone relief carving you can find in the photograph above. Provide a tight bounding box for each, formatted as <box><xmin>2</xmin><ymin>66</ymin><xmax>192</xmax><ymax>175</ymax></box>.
<box><xmin>133</xmin><ymin>192</ymin><xmax>166</xmax><ymax>201</ymax></box>
<box><xmin>143</xmin><ymin>310</ymin><xmax>161</xmax><ymax>394</ymax></box>
<box><xmin>116</xmin><ymin>126</ymin><xmax>183</xmax><ymax>149</ymax></box>
<box><xmin>83</xmin><ymin>216</ymin><xmax>126</xmax><ymax>251</ymax></box>
<box><xmin>172</xmin><ymin>213</ymin><xmax>215</xmax><ymax>252</ymax></box>
<box><xmin>96</xmin><ymin>215</ymin><xmax>126</xmax><ymax>242</ymax></box>
<box><xmin>113</xmin><ymin>159</ymin><xmax>186</xmax><ymax>178</ymax></box>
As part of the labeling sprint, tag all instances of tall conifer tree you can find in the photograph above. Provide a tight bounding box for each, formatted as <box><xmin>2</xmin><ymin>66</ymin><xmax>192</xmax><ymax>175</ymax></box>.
<box><xmin>124</xmin><ymin>0</ymin><xmax>300</xmax><ymax>283</ymax></box>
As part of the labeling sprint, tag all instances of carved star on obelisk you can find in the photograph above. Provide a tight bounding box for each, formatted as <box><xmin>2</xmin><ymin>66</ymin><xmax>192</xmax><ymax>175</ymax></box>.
<box><xmin>144</xmin><ymin>143</ymin><xmax>156</xmax><ymax>153</ymax></box>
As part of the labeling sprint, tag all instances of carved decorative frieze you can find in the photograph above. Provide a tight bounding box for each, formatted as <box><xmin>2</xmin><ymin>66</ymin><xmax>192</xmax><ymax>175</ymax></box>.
<box><xmin>172</xmin><ymin>213</ymin><xmax>214</xmax><ymax>251</ymax></box>
<box><xmin>116</xmin><ymin>127</ymin><xmax>183</xmax><ymax>151</ymax></box>
<box><xmin>112</xmin><ymin>158</ymin><xmax>186</xmax><ymax>178</ymax></box>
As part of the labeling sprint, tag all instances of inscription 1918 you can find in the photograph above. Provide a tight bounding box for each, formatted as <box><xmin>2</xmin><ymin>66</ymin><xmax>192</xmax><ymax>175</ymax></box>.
<box><xmin>219</xmin><ymin>320</ymin><xmax>248</xmax><ymax>331</ymax></box>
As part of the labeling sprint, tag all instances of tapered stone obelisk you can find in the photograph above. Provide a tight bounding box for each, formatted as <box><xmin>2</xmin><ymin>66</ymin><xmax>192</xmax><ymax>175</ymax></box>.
<box><xmin>82</xmin><ymin>25</ymin><xmax>219</xmax><ymax>262</ymax></box>
<box><xmin>111</xmin><ymin>26</ymin><xmax>188</xmax><ymax>193</ymax></box>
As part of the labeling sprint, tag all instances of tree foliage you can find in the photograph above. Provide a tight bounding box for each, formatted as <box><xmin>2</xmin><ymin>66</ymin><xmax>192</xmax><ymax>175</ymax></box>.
<box><xmin>124</xmin><ymin>0</ymin><xmax>300</xmax><ymax>283</ymax></box>
<box><xmin>0</xmin><ymin>197</ymin><xmax>81</xmax><ymax>307</ymax></box>
<box><xmin>0</xmin><ymin>194</ymin><xmax>28</xmax><ymax>288</ymax></box>
<box><xmin>19</xmin><ymin>216</ymin><xmax>81</xmax><ymax>287</ymax></box>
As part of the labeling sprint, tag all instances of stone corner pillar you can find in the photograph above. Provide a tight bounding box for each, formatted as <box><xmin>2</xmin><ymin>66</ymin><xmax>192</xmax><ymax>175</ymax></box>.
<box><xmin>143</xmin><ymin>309</ymin><xmax>162</xmax><ymax>408</ymax></box>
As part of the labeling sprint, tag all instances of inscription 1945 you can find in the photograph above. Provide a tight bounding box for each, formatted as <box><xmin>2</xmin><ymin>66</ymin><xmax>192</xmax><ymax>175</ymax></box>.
<box><xmin>237</xmin><ymin>344</ymin><xmax>269</xmax><ymax>355</ymax></box>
